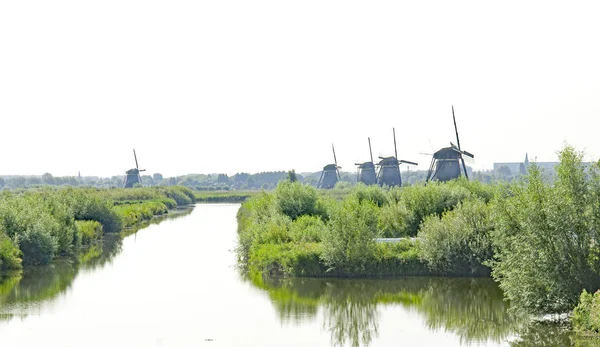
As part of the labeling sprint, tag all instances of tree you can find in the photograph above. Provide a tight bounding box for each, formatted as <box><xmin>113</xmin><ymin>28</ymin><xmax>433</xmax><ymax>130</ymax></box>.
<box><xmin>41</xmin><ymin>172</ymin><xmax>55</xmax><ymax>185</ymax></box>
<box><xmin>491</xmin><ymin>145</ymin><xmax>600</xmax><ymax>314</ymax></box>
<box><xmin>217</xmin><ymin>174</ymin><xmax>230</xmax><ymax>185</ymax></box>
<box><xmin>287</xmin><ymin>170</ymin><xmax>298</xmax><ymax>182</ymax></box>
<box><xmin>153</xmin><ymin>173</ymin><xmax>163</xmax><ymax>182</ymax></box>
<box><xmin>496</xmin><ymin>165</ymin><xmax>512</xmax><ymax>178</ymax></box>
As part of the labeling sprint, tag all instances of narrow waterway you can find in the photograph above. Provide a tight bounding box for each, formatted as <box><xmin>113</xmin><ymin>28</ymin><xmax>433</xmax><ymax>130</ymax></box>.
<box><xmin>0</xmin><ymin>204</ymin><xmax>570</xmax><ymax>346</ymax></box>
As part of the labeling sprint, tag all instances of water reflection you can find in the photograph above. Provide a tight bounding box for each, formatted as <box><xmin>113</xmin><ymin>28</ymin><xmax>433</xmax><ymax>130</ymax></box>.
<box><xmin>248</xmin><ymin>274</ymin><xmax>527</xmax><ymax>346</ymax></box>
<box><xmin>0</xmin><ymin>207</ymin><xmax>193</xmax><ymax>321</ymax></box>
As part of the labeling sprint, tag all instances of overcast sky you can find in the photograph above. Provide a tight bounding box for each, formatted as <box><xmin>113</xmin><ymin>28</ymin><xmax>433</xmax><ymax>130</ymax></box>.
<box><xmin>1</xmin><ymin>1</ymin><xmax>599</xmax><ymax>177</ymax></box>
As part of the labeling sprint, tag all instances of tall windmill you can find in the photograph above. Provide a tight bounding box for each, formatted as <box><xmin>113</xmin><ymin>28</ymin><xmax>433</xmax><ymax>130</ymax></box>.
<box><xmin>426</xmin><ymin>106</ymin><xmax>474</xmax><ymax>182</ymax></box>
<box><xmin>376</xmin><ymin>128</ymin><xmax>418</xmax><ymax>187</ymax></box>
<box><xmin>123</xmin><ymin>149</ymin><xmax>146</xmax><ymax>188</ymax></box>
<box><xmin>317</xmin><ymin>144</ymin><xmax>341</xmax><ymax>189</ymax></box>
<box><xmin>355</xmin><ymin>138</ymin><xmax>377</xmax><ymax>185</ymax></box>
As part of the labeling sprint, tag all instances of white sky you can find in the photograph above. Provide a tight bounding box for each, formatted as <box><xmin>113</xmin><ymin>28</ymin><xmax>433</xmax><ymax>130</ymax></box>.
<box><xmin>1</xmin><ymin>1</ymin><xmax>599</xmax><ymax>177</ymax></box>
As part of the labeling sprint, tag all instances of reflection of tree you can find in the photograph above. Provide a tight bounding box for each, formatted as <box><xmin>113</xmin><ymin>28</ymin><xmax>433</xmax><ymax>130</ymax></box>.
<box><xmin>248</xmin><ymin>275</ymin><xmax>531</xmax><ymax>346</ymax></box>
<box><xmin>416</xmin><ymin>277</ymin><xmax>522</xmax><ymax>344</ymax></box>
<box><xmin>509</xmin><ymin>322</ymin><xmax>571</xmax><ymax>347</ymax></box>
<box><xmin>247</xmin><ymin>273</ymin><xmax>322</xmax><ymax>324</ymax></box>
<box><xmin>322</xmin><ymin>280</ymin><xmax>379</xmax><ymax>347</ymax></box>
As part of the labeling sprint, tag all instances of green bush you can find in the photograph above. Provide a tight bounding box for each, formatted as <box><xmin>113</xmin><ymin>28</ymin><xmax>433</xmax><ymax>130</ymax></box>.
<box><xmin>274</xmin><ymin>181</ymin><xmax>318</xmax><ymax>220</ymax></box>
<box><xmin>491</xmin><ymin>146</ymin><xmax>600</xmax><ymax>314</ymax></box>
<box><xmin>113</xmin><ymin>201</ymin><xmax>168</xmax><ymax>227</ymax></box>
<box><xmin>161</xmin><ymin>187</ymin><xmax>193</xmax><ymax>206</ymax></box>
<box><xmin>0</xmin><ymin>232</ymin><xmax>22</xmax><ymax>271</ymax></box>
<box><xmin>248</xmin><ymin>242</ymin><xmax>325</xmax><ymax>277</ymax></box>
<box><xmin>418</xmin><ymin>199</ymin><xmax>493</xmax><ymax>276</ymax></box>
<box><xmin>378</xmin><ymin>201</ymin><xmax>411</xmax><ymax>238</ymax></box>
<box><xmin>69</xmin><ymin>192</ymin><xmax>122</xmax><ymax>233</ymax></box>
<box><xmin>321</xmin><ymin>197</ymin><xmax>380</xmax><ymax>274</ymax></box>
<box><xmin>289</xmin><ymin>215</ymin><xmax>327</xmax><ymax>243</ymax></box>
<box><xmin>76</xmin><ymin>220</ymin><xmax>103</xmax><ymax>246</ymax></box>
<box><xmin>351</xmin><ymin>184</ymin><xmax>387</xmax><ymax>207</ymax></box>
<box><xmin>19</xmin><ymin>220</ymin><xmax>58</xmax><ymax>266</ymax></box>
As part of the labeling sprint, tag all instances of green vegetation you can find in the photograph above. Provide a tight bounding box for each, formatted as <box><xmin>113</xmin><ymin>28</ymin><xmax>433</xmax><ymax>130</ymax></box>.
<box><xmin>194</xmin><ymin>190</ymin><xmax>258</xmax><ymax>203</ymax></box>
<box><xmin>237</xmin><ymin>179</ymin><xmax>492</xmax><ymax>278</ymax></box>
<box><xmin>237</xmin><ymin>145</ymin><xmax>600</xmax><ymax>324</ymax></box>
<box><xmin>0</xmin><ymin>186</ymin><xmax>196</xmax><ymax>273</ymax></box>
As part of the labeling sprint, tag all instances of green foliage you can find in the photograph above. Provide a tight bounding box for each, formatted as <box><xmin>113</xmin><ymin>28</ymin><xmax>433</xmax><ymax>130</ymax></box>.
<box><xmin>491</xmin><ymin>145</ymin><xmax>600</xmax><ymax>314</ymax></box>
<box><xmin>76</xmin><ymin>220</ymin><xmax>103</xmax><ymax>246</ymax></box>
<box><xmin>377</xmin><ymin>201</ymin><xmax>411</xmax><ymax>238</ymax></box>
<box><xmin>289</xmin><ymin>215</ymin><xmax>327</xmax><ymax>243</ymax></box>
<box><xmin>274</xmin><ymin>181</ymin><xmax>318</xmax><ymax>220</ymax></box>
<box><xmin>0</xmin><ymin>186</ymin><xmax>185</xmax><ymax>271</ymax></box>
<box><xmin>418</xmin><ymin>199</ymin><xmax>493</xmax><ymax>276</ymax></box>
<box><xmin>0</xmin><ymin>232</ymin><xmax>22</xmax><ymax>271</ymax></box>
<box><xmin>321</xmin><ymin>197</ymin><xmax>380</xmax><ymax>274</ymax></box>
<box><xmin>113</xmin><ymin>201</ymin><xmax>169</xmax><ymax>227</ymax></box>
<box><xmin>248</xmin><ymin>242</ymin><xmax>325</xmax><ymax>277</ymax></box>
<box><xmin>351</xmin><ymin>184</ymin><xmax>387</xmax><ymax>207</ymax></box>
<box><xmin>19</xmin><ymin>219</ymin><xmax>58</xmax><ymax>266</ymax></box>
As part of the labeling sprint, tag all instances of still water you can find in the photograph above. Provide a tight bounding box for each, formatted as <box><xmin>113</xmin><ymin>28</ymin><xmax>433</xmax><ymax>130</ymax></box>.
<box><xmin>0</xmin><ymin>204</ymin><xmax>571</xmax><ymax>346</ymax></box>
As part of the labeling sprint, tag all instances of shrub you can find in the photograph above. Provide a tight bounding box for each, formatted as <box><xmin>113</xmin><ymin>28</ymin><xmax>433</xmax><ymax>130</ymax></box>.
<box><xmin>76</xmin><ymin>220</ymin><xmax>103</xmax><ymax>246</ymax></box>
<box><xmin>491</xmin><ymin>146</ymin><xmax>600</xmax><ymax>314</ymax></box>
<box><xmin>289</xmin><ymin>215</ymin><xmax>327</xmax><ymax>243</ymax></box>
<box><xmin>19</xmin><ymin>219</ymin><xmax>58</xmax><ymax>266</ymax></box>
<box><xmin>0</xmin><ymin>232</ymin><xmax>22</xmax><ymax>271</ymax></box>
<box><xmin>351</xmin><ymin>184</ymin><xmax>387</xmax><ymax>207</ymax></box>
<box><xmin>274</xmin><ymin>181</ymin><xmax>318</xmax><ymax>220</ymax></box>
<box><xmin>378</xmin><ymin>201</ymin><xmax>411</xmax><ymax>238</ymax></box>
<box><xmin>418</xmin><ymin>199</ymin><xmax>493</xmax><ymax>276</ymax></box>
<box><xmin>321</xmin><ymin>197</ymin><xmax>379</xmax><ymax>274</ymax></box>
<box><xmin>161</xmin><ymin>187</ymin><xmax>193</xmax><ymax>206</ymax></box>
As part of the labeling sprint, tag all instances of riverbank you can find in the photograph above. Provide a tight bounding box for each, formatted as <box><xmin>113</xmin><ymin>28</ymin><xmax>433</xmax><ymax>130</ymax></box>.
<box><xmin>194</xmin><ymin>190</ymin><xmax>258</xmax><ymax>203</ymax></box>
<box><xmin>0</xmin><ymin>186</ymin><xmax>197</xmax><ymax>276</ymax></box>
<box><xmin>236</xmin><ymin>145</ymin><xmax>600</xmax><ymax>337</ymax></box>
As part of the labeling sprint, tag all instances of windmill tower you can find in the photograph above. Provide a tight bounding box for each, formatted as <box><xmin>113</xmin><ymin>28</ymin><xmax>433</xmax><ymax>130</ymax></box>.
<box><xmin>123</xmin><ymin>149</ymin><xmax>146</xmax><ymax>188</ymax></box>
<box><xmin>426</xmin><ymin>106</ymin><xmax>474</xmax><ymax>182</ymax></box>
<box><xmin>376</xmin><ymin>128</ymin><xmax>418</xmax><ymax>187</ymax></box>
<box><xmin>355</xmin><ymin>137</ymin><xmax>377</xmax><ymax>185</ymax></box>
<box><xmin>317</xmin><ymin>144</ymin><xmax>341</xmax><ymax>189</ymax></box>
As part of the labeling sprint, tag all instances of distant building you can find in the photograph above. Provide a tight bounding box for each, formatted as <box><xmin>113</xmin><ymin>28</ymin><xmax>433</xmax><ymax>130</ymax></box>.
<box><xmin>493</xmin><ymin>153</ymin><xmax>558</xmax><ymax>176</ymax></box>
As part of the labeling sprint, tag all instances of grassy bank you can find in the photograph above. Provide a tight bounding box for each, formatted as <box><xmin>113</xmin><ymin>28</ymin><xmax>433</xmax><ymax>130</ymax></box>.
<box><xmin>194</xmin><ymin>190</ymin><xmax>258</xmax><ymax>203</ymax></box>
<box><xmin>0</xmin><ymin>186</ymin><xmax>196</xmax><ymax>273</ymax></box>
<box><xmin>237</xmin><ymin>145</ymin><xmax>600</xmax><ymax>323</ymax></box>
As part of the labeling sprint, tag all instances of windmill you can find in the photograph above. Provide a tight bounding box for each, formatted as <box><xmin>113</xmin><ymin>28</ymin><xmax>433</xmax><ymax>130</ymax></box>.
<box><xmin>376</xmin><ymin>128</ymin><xmax>418</xmax><ymax>187</ymax></box>
<box><xmin>123</xmin><ymin>149</ymin><xmax>146</xmax><ymax>188</ymax></box>
<box><xmin>355</xmin><ymin>137</ymin><xmax>377</xmax><ymax>185</ymax></box>
<box><xmin>317</xmin><ymin>144</ymin><xmax>341</xmax><ymax>189</ymax></box>
<box><xmin>426</xmin><ymin>106</ymin><xmax>474</xmax><ymax>182</ymax></box>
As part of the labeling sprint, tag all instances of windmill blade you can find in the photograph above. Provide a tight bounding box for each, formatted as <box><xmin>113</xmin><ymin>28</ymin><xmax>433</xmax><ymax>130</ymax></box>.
<box><xmin>139</xmin><ymin>169</ymin><xmax>147</xmax><ymax>172</ymax></box>
<box><xmin>452</xmin><ymin>105</ymin><xmax>462</xmax><ymax>151</ymax></box>
<box><xmin>399</xmin><ymin>160</ymin><xmax>418</xmax><ymax>166</ymax></box>
<box><xmin>368</xmin><ymin>137</ymin><xmax>374</xmax><ymax>163</ymax></box>
<box><xmin>133</xmin><ymin>149</ymin><xmax>139</xmax><ymax>170</ymax></box>
<box><xmin>393</xmin><ymin>128</ymin><xmax>398</xmax><ymax>159</ymax></box>
<box><xmin>332</xmin><ymin>144</ymin><xmax>338</xmax><ymax>167</ymax></box>
<box><xmin>419</xmin><ymin>152</ymin><xmax>433</xmax><ymax>156</ymax></box>
<box><xmin>462</xmin><ymin>150</ymin><xmax>474</xmax><ymax>159</ymax></box>
<box><xmin>462</xmin><ymin>155</ymin><xmax>475</xmax><ymax>164</ymax></box>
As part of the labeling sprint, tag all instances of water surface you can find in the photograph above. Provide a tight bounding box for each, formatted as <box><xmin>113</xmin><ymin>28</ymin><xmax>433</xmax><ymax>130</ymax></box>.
<box><xmin>0</xmin><ymin>204</ymin><xmax>571</xmax><ymax>346</ymax></box>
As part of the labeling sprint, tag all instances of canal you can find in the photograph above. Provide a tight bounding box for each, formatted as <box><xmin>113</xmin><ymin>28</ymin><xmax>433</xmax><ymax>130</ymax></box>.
<box><xmin>0</xmin><ymin>204</ymin><xmax>570</xmax><ymax>346</ymax></box>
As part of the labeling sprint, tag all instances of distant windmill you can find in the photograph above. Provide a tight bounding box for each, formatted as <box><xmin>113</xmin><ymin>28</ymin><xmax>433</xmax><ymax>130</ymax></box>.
<box><xmin>376</xmin><ymin>128</ymin><xmax>418</xmax><ymax>187</ymax></box>
<box><xmin>123</xmin><ymin>149</ymin><xmax>146</xmax><ymax>188</ymax></box>
<box><xmin>355</xmin><ymin>137</ymin><xmax>377</xmax><ymax>185</ymax></box>
<box><xmin>426</xmin><ymin>106</ymin><xmax>474</xmax><ymax>182</ymax></box>
<box><xmin>317</xmin><ymin>144</ymin><xmax>341</xmax><ymax>189</ymax></box>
